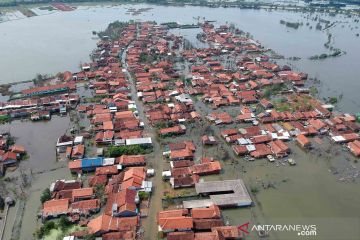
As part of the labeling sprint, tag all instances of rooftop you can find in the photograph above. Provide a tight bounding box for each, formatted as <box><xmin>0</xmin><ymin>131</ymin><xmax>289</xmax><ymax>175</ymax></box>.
<box><xmin>183</xmin><ymin>179</ymin><xmax>252</xmax><ymax>208</ymax></box>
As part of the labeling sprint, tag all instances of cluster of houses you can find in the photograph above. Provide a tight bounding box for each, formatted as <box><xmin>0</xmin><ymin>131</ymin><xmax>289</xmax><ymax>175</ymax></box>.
<box><xmin>118</xmin><ymin>22</ymin><xmax>202</xmax><ymax>129</ymax></box>
<box><xmin>40</xmin><ymin>22</ymin><xmax>161</xmax><ymax>239</ymax></box>
<box><xmin>157</xmin><ymin>204</ymin><xmax>243</xmax><ymax>240</ymax></box>
<box><xmin>0</xmin><ymin>133</ymin><xmax>26</xmax><ymax>176</ymax></box>
<box><xmin>78</xmin><ymin>104</ymin><xmax>151</xmax><ymax>146</ymax></box>
<box><xmin>0</xmin><ymin>93</ymin><xmax>78</xmax><ymax>121</ymax></box>
<box><xmin>180</xmin><ymin>23</ymin><xmax>360</xmax><ymax>161</ymax></box>
<box><xmin>36</xmin><ymin>19</ymin><xmax>360</xmax><ymax>240</ymax></box>
<box><xmin>161</xmin><ymin>140</ymin><xmax>222</xmax><ymax>188</ymax></box>
<box><xmin>42</xmin><ymin>164</ymin><xmax>152</xmax><ymax>238</ymax></box>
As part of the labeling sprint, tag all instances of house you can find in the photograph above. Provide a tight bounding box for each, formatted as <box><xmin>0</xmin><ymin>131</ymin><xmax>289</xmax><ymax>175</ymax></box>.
<box><xmin>157</xmin><ymin>209</ymin><xmax>188</xmax><ymax>221</ymax></box>
<box><xmin>71</xmin><ymin>144</ymin><xmax>85</xmax><ymax>159</ymax></box>
<box><xmin>308</xmin><ymin>119</ymin><xmax>327</xmax><ymax>134</ymax></box>
<box><xmin>121</xmin><ymin>167</ymin><xmax>146</xmax><ymax>190</ymax></box>
<box><xmin>170</xmin><ymin>148</ymin><xmax>194</xmax><ymax>161</ymax></box>
<box><xmin>158</xmin><ymin>216</ymin><xmax>193</xmax><ymax>233</ymax></box>
<box><xmin>87</xmin><ymin>214</ymin><xmax>139</xmax><ymax>236</ymax></box>
<box><xmin>159</xmin><ymin>125</ymin><xmax>186</xmax><ymax>136</ymax></box>
<box><xmin>250</xmin><ymin>144</ymin><xmax>272</xmax><ymax>158</ymax></box>
<box><xmin>0</xmin><ymin>151</ymin><xmax>18</xmax><ymax>166</ymax></box>
<box><xmin>68</xmin><ymin>159</ymin><xmax>82</xmax><ymax>173</ymax></box>
<box><xmin>193</xmin><ymin>218</ymin><xmax>224</xmax><ymax>231</ymax></box>
<box><xmin>105</xmin><ymin>189</ymin><xmax>138</xmax><ymax>217</ymax></box>
<box><xmin>95</xmin><ymin>166</ymin><xmax>119</xmax><ymax>176</ymax></box>
<box><xmin>236</xmin><ymin>113</ymin><xmax>255</xmax><ymax>123</ymax></box>
<box><xmin>171</xmin><ymin>160</ymin><xmax>194</xmax><ymax>168</ymax></box>
<box><xmin>125</xmin><ymin>137</ymin><xmax>152</xmax><ymax>147</ymax></box>
<box><xmin>72</xmin><ymin>188</ymin><xmax>94</xmax><ymax>202</ymax></box>
<box><xmin>191</xmin><ymin>161</ymin><xmax>221</xmax><ymax>175</ymax></box>
<box><xmin>81</xmin><ymin>157</ymin><xmax>103</xmax><ymax>172</ymax></box>
<box><xmin>171</xmin><ymin>167</ymin><xmax>192</xmax><ymax>177</ymax></box>
<box><xmin>71</xmin><ymin>199</ymin><xmax>101</xmax><ymax>215</ymax></box>
<box><xmin>220</xmin><ymin>129</ymin><xmax>238</xmax><ymax>138</ymax></box>
<box><xmin>268</xmin><ymin>140</ymin><xmax>290</xmax><ymax>158</ymax></box>
<box><xmin>167</xmin><ymin>232</ymin><xmax>194</xmax><ymax>240</ymax></box>
<box><xmin>170</xmin><ymin>174</ymin><xmax>199</xmax><ymax>189</ymax></box>
<box><xmin>168</xmin><ymin>141</ymin><xmax>196</xmax><ymax>152</ymax></box>
<box><xmin>232</xmin><ymin>145</ymin><xmax>248</xmax><ymax>156</ymax></box>
<box><xmin>50</xmin><ymin>179</ymin><xmax>82</xmax><ymax>194</ymax></box>
<box><xmin>21</xmin><ymin>83</ymin><xmax>76</xmax><ymax>97</ymax></box>
<box><xmin>95</xmin><ymin>132</ymin><xmax>105</xmax><ymax>144</ymax></box>
<box><xmin>56</xmin><ymin>135</ymin><xmax>74</xmax><ymax>153</ymax></box>
<box><xmin>88</xmin><ymin>175</ymin><xmax>108</xmax><ymax>187</ymax></box>
<box><xmin>116</xmin><ymin>155</ymin><xmax>146</xmax><ymax>167</ymax></box>
<box><xmin>296</xmin><ymin>134</ymin><xmax>311</xmax><ymax>149</ymax></box>
<box><xmin>103</xmin><ymin>131</ymin><xmax>115</xmax><ymax>143</ymax></box>
<box><xmin>102</xmin><ymin>231</ymin><xmax>136</xmax><ymax>240</ymax></box>
<box><xmin>103</xmin><ymin>121</ymin><xmax>114</xmax><ymax>131</ymax></box>
<box><xmin>348</xmin><ymin>140</ymin><xmax>360</xmax><ymax>157</ymax></box>
<box><xmin>201</xmin><ymin>135</ymin><xmax>217</xmax><ymax>145</ymax></box>
<box><xmin>42</xmin><ymin>199</ymin><xmax>69</xmax><ymax>219</ymax></box>
<box><xmin>191</xmin><ymin>204</ymin><xmax>221</xmax><ymax>219</ymax></box>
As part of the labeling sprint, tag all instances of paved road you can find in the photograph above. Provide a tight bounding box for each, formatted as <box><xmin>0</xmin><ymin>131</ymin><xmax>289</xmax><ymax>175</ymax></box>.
<box><xmin>120</xmin><ymin>29</ymin><xmax>164</xmax><ymax>240</ymax></box>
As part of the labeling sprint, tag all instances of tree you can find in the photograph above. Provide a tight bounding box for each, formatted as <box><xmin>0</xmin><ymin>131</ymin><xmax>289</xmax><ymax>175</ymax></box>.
<box><xmin>138</xmin><ymin>191</ymin><xmax>150</xmax><ymax>200</ymax></box>
<box><xmin>34</xmin><ymin>221</ymin><xmax>56</xmax><ymax>239</ymax></box>
<box><xmin>40</xmin><ymin>188</ymin><xmax>51</xmax><ymax>204</ymax></box>
<box><xmin>58</xmin><ymin>216</ymin><xmax>71</xmax><ymax>231</ymax></box>
<box><xmin>107</xmin><ymin>145</ymin><xmax>149</xmax><ymax>157</ymax></box>
<box><xmin>328</xmin><ymin>96</ymin><xmax>338</xmax><ymax>104</ymax></box>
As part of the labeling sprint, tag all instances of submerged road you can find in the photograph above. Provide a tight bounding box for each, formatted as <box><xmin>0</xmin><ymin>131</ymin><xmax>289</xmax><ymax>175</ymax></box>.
<box><xmin>120</xmin><ymin>31</ymin><xmax>164</xmax><ymax>240</ymax></box>
<box><xmin>0</xmin><ymin>204</ymin><xmax>10</xmax><ymax>240</ymax></box>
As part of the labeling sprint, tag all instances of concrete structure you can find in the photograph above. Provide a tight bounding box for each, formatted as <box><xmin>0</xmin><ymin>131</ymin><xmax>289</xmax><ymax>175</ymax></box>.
<box><xmin>183</xmin><ymin>179</ymin><xmax>252</xmax><ymax>208</ymax></box>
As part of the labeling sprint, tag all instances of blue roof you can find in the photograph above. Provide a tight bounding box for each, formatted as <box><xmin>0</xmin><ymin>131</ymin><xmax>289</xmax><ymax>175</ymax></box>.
<box><xmin>81</xmin><ymin>157</ymin><xmax>103</xmax><ymax>168</ymax></box>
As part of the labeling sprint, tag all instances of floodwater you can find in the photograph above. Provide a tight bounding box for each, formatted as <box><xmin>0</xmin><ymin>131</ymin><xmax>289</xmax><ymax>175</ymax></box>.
<box><xmin>0</xmin><ymin>4</ymin><xmax>359</xmax><ymax>112</ymax></box>
<box><xmin>191</xmin><ymin>101</ymin><xmax>360</xmax><ymax>239</ymax></box>
<box><xmin>0</xmin><ymin>116</ymin><xmax>72</xmax><ymax>240</ymax></box>
<box><xmin>218</xmin><ymin>140</ymin><xmax>360</xmax><ymax>239</ymax></box>
<box><xmin>0</xmin><ymin>3</ymin><xmax>360</xmax><ymax>239</ymax></box>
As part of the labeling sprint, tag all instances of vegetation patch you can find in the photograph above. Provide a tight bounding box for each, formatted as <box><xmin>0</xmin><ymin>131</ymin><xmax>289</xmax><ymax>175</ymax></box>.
<box><xmin>107</xmin><ymin>145</ymin><xmax>151</xmax><ymax>157</ymax></box>
<box><xmin>98</xmin><ymin>21</ymin><xmax>130</xmax><ymax>40</ymax></box>
<box><xmin>274</xmin><ymin>95</ymin><xmax>314</xmax><ymax>112</ymax></box>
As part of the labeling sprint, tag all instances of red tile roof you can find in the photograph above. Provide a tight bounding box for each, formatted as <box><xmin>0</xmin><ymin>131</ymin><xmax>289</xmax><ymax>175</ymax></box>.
<box><xmin>191</xmin><ymin>204</ymin><xmax>221</xmax><ymax>219</ymax></box>
<box><xmin>87</xmin><ymin>214</ymin><xmax>139</xmax><ymax>234</ymax></box>
<box><xmin>158</xmin><ymin>216</ymin><xmax>193</xmax><ymax>231</ymax></box>
<box><xmin>43</xmin><ymin>199</ymin><xmax>69</xmax><ymax>216</ymax></box>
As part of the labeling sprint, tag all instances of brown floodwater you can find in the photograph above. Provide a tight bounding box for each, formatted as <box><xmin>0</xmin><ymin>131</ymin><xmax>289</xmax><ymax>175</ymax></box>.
<box><xmin>0</xmin><ymin>116</ymin><xmax>72</xmax><ymax>240</ymax></box>
<box><xmin>0</xmin><ymin>3</ymin><xmax>359</xmax><ymax>239</ymax></box>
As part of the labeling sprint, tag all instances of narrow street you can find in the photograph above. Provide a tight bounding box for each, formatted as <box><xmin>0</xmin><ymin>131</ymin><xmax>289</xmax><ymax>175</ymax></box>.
<box><xmin>121</xmin><ymin>33</ymin><xmax>164</xmax><ymax>240</ymax></box>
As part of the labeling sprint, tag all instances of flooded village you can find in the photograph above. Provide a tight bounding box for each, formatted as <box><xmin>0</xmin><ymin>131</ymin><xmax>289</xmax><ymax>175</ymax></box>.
<box><xmin>0</xmin><ymin>2</ymin><xmax>360</xmax><ymax>240</ymax></box>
